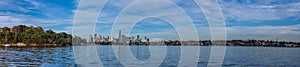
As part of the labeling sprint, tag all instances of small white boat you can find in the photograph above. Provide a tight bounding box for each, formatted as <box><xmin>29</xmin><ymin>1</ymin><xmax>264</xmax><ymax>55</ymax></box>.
<box><xmin>4</xmin><ymin>44</ymin><xmax>10</xmax><ymax>47</ymax></box>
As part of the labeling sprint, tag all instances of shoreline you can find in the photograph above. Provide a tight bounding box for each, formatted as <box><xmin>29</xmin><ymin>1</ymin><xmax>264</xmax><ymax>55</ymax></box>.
<box><xmin>1</xmin><ymin>44</ymin><xmax>298</xmax><ymax>48</ymax></box>
<box><xmin>0</xmin><ymin>43</ymin><xmax>69</xmax><ymax>47</ymax></box>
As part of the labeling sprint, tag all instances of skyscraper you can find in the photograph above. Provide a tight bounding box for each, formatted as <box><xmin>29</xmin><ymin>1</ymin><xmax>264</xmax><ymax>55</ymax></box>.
<box><xmin>118</xmin><ymin>30</ymin><xmax>122</xmax><ymax>43</ymax></box>
<box><xmin>136</xmin><ymin>35</ymin><xmax>141</xmax><ymax>44</ymax></box>
<box><xmin>90</xmin><ymin>35</ymin><xmax>93</xmax><ymax>44</ymax></box>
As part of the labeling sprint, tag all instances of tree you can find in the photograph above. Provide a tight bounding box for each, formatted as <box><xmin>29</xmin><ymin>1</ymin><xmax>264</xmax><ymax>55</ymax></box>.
<box><xmin>2</xmin><ymin>27</ymin><xmax>10</xmax><ymax>32</ymax></box>
<box><xmin>0</xmin><ymin>25</ymin><xmax>74</xmax><ymax>46</ymax></box>
<box><xmin>45</xmin><ymin>30</ymin><xmax>56</xmax><ymax>44</ymax></box>
<box><xmin>33</xmin><ymin>26</ymin><xmax>44</xmax><ymax>33</ymax></box>
<box><xmin>1</xmin><ymin>27</ymin><xmax>13</xmax><ymax>44</ymax></box>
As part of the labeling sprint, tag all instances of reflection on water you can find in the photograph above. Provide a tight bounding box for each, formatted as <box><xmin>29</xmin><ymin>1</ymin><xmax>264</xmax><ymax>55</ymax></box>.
<box><xmin>0</xmin><ymin>46</ymin><xmax>299</xmax><ymax>67</ymax></box>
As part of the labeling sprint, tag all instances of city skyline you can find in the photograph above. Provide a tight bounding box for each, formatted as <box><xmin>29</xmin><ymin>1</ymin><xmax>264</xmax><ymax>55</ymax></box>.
<box><xmin>1</xmin><ymin>0</ymin><xmax>300</xmax><ymax>41</ymax></box>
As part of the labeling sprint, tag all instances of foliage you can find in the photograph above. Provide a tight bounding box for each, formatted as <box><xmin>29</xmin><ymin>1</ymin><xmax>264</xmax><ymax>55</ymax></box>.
<box><xmin>0</xmin><ymin>25</ymin><xmax>72</xmax><ymax>46</ymax></box>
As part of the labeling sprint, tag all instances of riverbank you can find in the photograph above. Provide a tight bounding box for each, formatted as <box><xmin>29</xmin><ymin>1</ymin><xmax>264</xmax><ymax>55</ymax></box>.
<box><xmin>0</xmin><ymin>43</ymin><xmax>68</xmax><ymax>47</ymax></box>
<box><xmin>98</xmin><ymin>44</ymin><xmax>300</xmax><ymax>48</ymax></box>
<box><xmin>1</xmin><ymin>43</ymin><xmax>299</xmax><ymax>48</ymax></box>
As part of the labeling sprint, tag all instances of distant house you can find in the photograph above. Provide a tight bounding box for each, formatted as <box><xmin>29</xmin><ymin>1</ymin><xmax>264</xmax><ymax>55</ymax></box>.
<box><xmin>284</xmin><ymin>44</ymin><xmax>296</xmax><ymax>47</ymax></box>
<box><xmin>0</xmin><ymin>27</ymin><xmax>2</xmax><ymax>32</ymax></box>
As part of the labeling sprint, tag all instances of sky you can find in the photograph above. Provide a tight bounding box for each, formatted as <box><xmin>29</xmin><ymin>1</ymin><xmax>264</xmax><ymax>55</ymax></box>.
<box><xmin>0</xmin><ymin>0</ymin><xmax>300</xmax><ymax>41</ymax></box>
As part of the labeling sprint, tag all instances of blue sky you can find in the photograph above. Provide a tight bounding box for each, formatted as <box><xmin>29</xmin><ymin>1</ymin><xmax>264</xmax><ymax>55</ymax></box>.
<box><xmin>0</xmin><ymin>0</ymin><xmax>300</xmax><ymax>41</ymax></box>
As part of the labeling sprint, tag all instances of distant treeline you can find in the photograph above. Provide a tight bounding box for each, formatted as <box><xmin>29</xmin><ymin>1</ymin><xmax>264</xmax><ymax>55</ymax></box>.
<box><xmin>0</xmin><ymin>25</ymin><xmax>72</xmax><ymax>46</ymax></box>
<box><xmin>161</xmin><ymin>40</ymin><xmax>300</xmax><ymax>47</ymax></box>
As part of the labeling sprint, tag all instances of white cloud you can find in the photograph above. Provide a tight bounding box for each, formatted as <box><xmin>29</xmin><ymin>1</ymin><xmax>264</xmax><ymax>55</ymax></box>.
<box><xmin>0</xmin><ymin>16</ymin><xmax>23</xmax><ymax>23</ymax></box>
<box><xmin>226</xmin><ymin>24</ymin><xmax>300</xmax><ymax>42</ymax></box>
<box><xmin>0</xmin><ymin>0</ymin><xmax>34</xmax><ymax>13</ymax></box>
<box><xmin>218</xmin><ymin>0</ymin><xmax>300</xmax><ymax>21</ymax></box>
<box><xmin>0</xmin><ymin>0</ymin><xmax>76</xmax><ymax>33</ymax></box>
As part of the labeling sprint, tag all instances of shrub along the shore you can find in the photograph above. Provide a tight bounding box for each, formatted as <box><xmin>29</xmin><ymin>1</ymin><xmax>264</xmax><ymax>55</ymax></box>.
<box><xmin>0</xmin><ymin>25</ymin><xmax>72</xmax><ymax>46</ymax></box>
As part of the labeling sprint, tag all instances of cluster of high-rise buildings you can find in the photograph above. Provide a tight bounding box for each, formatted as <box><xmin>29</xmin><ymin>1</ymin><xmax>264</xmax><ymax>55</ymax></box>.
<box><xmin>80</xmin><ymin>30</ymin><xmax>300</xmax><ymax>47</ymax></box>
<box><xmin>88</xmin><ymin>30</ymin><xmax>150</xmax><ymax>45</ymax></box>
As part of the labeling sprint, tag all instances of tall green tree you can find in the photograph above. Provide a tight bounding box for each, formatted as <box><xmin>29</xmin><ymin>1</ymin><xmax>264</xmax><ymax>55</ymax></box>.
<box><xmin>0</xmin><ymin>25</ymin><xmax>79</xmax><ymax>46</ymax></box>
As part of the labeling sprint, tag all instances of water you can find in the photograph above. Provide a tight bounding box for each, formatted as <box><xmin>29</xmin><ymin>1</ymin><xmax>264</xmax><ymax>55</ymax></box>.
<box><xmin>0</xmin><ymin>46</ymin><xmax>299</xmax><ymax>67</ymax></box>
<box><xmin>0</xmin><ymin>47</ymin><xmax>75</xmax><ymax>66</ymax></box>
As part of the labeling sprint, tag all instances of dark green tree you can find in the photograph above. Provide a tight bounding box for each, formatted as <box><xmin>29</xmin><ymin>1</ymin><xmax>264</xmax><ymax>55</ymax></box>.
<box><xmin>0</xmin><ymin>25</ymin><xmax>76</xmax><ymax>46</ymax></box>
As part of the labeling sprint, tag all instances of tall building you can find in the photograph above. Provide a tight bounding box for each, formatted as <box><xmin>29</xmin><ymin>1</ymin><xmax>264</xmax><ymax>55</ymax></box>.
<box><xmin>90</xmin><ymin>35</ymin><xmax>93</xmax><ymax>44</ymax></box>
<box><xmin>107</xmin><ymin>36</ymin><xmax>111</xmax><ymax>42</ymax></box>
<box><xmin>122</xmin><ymin>34</ymin><xmax>129</xmax><ymax>44</ymax></box>
<box><xmin>94</xmin><ymin>34</ymin><xmax>97</xmax><ymax>43</ymax></box>
<box><xmin>99</xmin><ymin>35</ymin><xmax>103</xmax><ymax>41</ymax></box>
<box><xmin>118</xmin><ymin>30</ymin><xmax>122</xmax><ymax>43</ymax></box>
<box><xmin>136</xmin><ymin>35</ymin><xmax>141</xmax><ymax>44</ymax></box>
<box><xmin>131</xmin><ymin>36</ymin><xmax>135</xmax><ymax>41</ymax></box>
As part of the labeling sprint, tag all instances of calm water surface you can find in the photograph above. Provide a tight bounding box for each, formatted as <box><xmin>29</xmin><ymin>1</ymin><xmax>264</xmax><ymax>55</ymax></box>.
<box><xmin>0</xmin><ymin>45</ymin><xmax>299</xmax><ymax>67</ymax></box>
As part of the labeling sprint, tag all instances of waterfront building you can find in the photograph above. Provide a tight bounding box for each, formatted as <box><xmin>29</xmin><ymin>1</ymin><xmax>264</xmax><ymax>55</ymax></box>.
<box><xmin>103</xmin><ymin>38</ymin><xmax>107</xmax><ymax>42</ymax></box>
<box><xmin>141</xmin><ymin>36</ymin><xmax>150</xmax><ymax>45</ymax></box>
<box><xmin>94</xmin><ymin>35</ymin><xmax>102</xmax><ymax>44</ymax></box>
<box><xmin>107</xmin><ymin>36</ymin><xmax>111</xmax><ymax>42</ymax></box>
<box><xmin>94</xmin><ymin>34</ymin><xmax>97</xmax><ymax>43</ymax></box>
<box><xmin>99</xmin><ymin>35</ymin><xmax>104</xmax><ymax>42</ymax></box>
<box><xmin>118</xmin><ymin>30</ymin><xmax>122</xmax><ymax>43</ymax></box>
<box><xmin>89</xmin><ymin>32</ymin><xmax>153</xmax><ymax>45</ymax></box>
<box><xmin>89</xmin><ymin>35</ymin><xmax>93</xmax><ymax>44</ymax></box>
<box><xmin>122</xmin><ymin>34</ymin><xmax>129</xmax><ymax>44</ymax></box>
<box><xmin>131</xmin><ymin>36</ymin><xmax>135</xmax><ymax>42</ymax></box>
<box><xmin>135</xmin><ymin>35</ymin><xmax>142</xmax><ymax>45</ymax></box>
<box><xmin>112</xmin><ymin>38</ymin><xmax>117</xmax><ymax>43</ymax></box>
<box><xmin>284</xmin><ymin>44</ymin><xmax>296</xmax><ymax>47</ymax></box>
<box><xmin>86</xmin><ymin>38</ymin><xmax>90</xmax><ymax>44</ymax></box>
